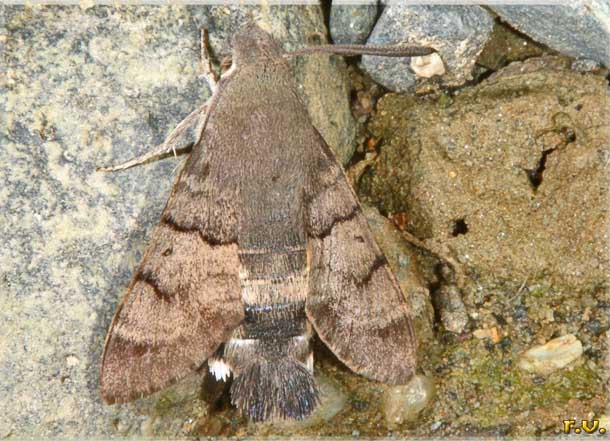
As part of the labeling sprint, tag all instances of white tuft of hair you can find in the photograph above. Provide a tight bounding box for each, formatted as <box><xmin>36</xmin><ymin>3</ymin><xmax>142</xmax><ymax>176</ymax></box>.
<box><xmin>305</xmin><ymin>352</ymin><xmax>314</xmax><ymax>374</ymax></box>
<box><xmin>208</xmin><ymin>357</ymin><xmax>232</xmax><ymax>382</ymax></box>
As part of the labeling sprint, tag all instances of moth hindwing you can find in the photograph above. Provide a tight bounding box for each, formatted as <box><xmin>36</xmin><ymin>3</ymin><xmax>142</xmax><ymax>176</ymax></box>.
<box><xmin>100</xmin><ymin>23</ymin><xmax>435</xmax><ymax>421</ymax></box>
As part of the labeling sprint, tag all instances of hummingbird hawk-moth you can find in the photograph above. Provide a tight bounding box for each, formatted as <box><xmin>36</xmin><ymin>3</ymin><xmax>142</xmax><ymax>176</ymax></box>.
<box><xmin>99</xmin><ymin>23</ymin><xmax>436</xmax><ymax>421</ymax></box>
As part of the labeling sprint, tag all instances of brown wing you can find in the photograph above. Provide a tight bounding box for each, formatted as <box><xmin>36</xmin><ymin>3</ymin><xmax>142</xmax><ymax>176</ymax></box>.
<box><xmin>305</xmin><ymin>133</ymin><xmax>416</xmax><ymax>385</ymax></box>
<box><xmin>100</xmin><ymin>144</ymin><xmax>244</xmax><ymax>403</ymax></box>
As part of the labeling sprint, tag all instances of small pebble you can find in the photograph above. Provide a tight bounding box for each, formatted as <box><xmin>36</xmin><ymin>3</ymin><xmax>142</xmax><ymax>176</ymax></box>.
<box><xmin>518</xmin><ymin>334</ymin><xmax>583</xmax><ymax>375</ymax></box>
<box><xmin>584</xmin><ymin>318</ymin><xmax>603</xmax><ymax>336</ymax></box>
<box><xmin>473</xmin><ymin>327</ymin><xmax>501</xmax><ymax>343</ymax></box>
<box><xmin>410</xmin><ymin>53</ymin><xmax>445</xmax><ymax>78</ymax></box>
<box><xmin>366</xmin><ymin>137</ymin><xmax>379</xmax><ymax>151</ymax></box>
<box><xmin>431</xmin><ymin>420</ymin><xmax>443</xmax><ymax>431</ymax></box>
<box><xmin>114</xmin><ymin>418</ymin><xmax>130</xmax><ymax>434</ymax></box>
<box><xmin>512</xmin><ymin>305</ymin><xmax>528</xmax><ymax>320</ymax></box>
<box><xmin>140</xmin><ymin>416</ymin><xmax>155</xmax><ymax>437</ymax></box>
<box><xmin>437</xmin><ymin>285</ymin><xmax>468</xmax><ymax>333</ymax></box>
<box><xmin>382</xmin><ymin>375</ymin><xmax>435</xmax><ymax>426</ymax></box>
<box><xmin>65</xmin><ymin>355</ymin><xmax>80</xmax><ymax>367</ymax></box>
<box><xmin>572</xmin><ymin>58</ymin><xmax>601</xmax><ymax>72</ymax></box>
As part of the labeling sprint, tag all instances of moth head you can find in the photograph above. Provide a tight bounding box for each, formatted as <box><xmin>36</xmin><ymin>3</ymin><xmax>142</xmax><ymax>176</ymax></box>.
<box><xmin>232</xmin><ymin>23</ymin><xmax>283</xmax><ymax>65</ymax></box>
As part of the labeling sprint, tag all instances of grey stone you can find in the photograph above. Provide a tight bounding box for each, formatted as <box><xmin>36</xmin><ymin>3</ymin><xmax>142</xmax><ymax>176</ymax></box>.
<box><xmin>437</xmin><ymin>284</ymin><xmax>468</xmax><ymax>334</ymax></box>
<box><xmin>330</xmin><ymin>2</ymin><xmax>378</xmax><ymax>45</ymax></box>
<box><xmin>0</xmin><ymin>5</ymin><xmax>354</xmax><ymax>438</ymax></box>
<box><xmin>492</xmin><ymin>1</ymin><xmax>610</xmax><ymax>68</ymax></box>
<box><xmin>361</xmin><ymin>5</ymin><xmax>494</xmax><ymax>92</ymax></box>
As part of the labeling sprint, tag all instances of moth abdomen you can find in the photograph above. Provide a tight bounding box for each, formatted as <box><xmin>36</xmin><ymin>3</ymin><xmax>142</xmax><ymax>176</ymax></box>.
<box><xmin>243</xmin><ymin>302</ymin><xmax>307</xmax><ymax>339</ymax></box>
<box><xmin>216</xmin><ymin>245</ymin><xmax>317</xmax><ymax>420</ymax></box>
<box><xmin>217</xmin><ymin>318</ymin><xmax>316</xmax><ymax>420</ymax></box>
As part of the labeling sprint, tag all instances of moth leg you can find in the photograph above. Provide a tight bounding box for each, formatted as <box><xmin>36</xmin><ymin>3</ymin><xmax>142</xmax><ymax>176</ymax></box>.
<box><xmin>98</xmin><ymin>102</ymin><xmax>208</xmax><ymax>172</ymax></box>
<box><xmin>199</xmin><ymin>28</ymin><xmax>218</xmax><ymax>91</ymax></box>
<box><xmin>400</xmin><ymin>229</ymin><xmax>468</xmax><ymax>289</ymax></box>
<box><xmin>219</xmin><ymin>56</ymin><xmax>233</xmax><ymax>74</ymax></box>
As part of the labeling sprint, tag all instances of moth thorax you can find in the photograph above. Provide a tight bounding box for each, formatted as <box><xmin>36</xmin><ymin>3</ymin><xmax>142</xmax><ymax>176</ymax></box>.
<box><xmin>232</xmin><ymin>24</ymin><xmax>283</xmax><ymax>65</ymax></box>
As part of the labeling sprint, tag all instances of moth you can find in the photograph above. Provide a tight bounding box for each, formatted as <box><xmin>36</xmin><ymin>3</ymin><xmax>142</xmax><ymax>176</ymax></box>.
<box><xmin>100</xmin><ymin>23</ymin><xmax>436</xmax><ymax>421</ymax></box>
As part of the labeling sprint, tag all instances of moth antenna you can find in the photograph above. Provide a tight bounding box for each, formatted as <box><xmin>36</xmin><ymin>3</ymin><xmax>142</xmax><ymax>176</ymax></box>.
<box><xmin>199</xmin><ymin>28</ymin><xmax>219</xmax><ymax>91</ymax></box>
<box><xmin>97</xmin><ymin>102</ymin><xmax>209</xmax><ymax>172</ymax></box>
<box><xmin>284</xmin><ymin>44</ymin><xmax>437</xmax><ymax>59</ymax></box>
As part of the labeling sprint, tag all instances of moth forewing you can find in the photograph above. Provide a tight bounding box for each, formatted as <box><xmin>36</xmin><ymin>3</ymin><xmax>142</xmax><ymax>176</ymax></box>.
<box><xmin>100</xmin><ymin>22</ymin><xmax>435</xmax><ymax>421</ymax></box>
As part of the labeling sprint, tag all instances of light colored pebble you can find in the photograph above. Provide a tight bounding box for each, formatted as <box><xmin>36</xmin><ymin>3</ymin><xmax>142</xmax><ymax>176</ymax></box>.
<box><xmin>382</xmin><ymin>375</ymin><xmax>435</xmax><ymax>426</ymax></box>
<box><xmin>65</xmin><ymin>355</ymin><xmax>80</xmax><ymax>367</ymax></box>
<box><xmin>411</xmin><ymin>53</ymin><xmax>445</xmax><ymax>78</ymax></box>
<box><xmin>518</xmin><ymin>334</ymin><xmax>583</xmax><ymax>375</ymax></box>
<box><xmin>473</xmin><ymin>327</ymin><xmax>501</xmax><ymax>343</ymax></box>
<box><xmin>430</xmin><ymin>420</ymin><xmax>443</xmax><ymax>431</ymax></box>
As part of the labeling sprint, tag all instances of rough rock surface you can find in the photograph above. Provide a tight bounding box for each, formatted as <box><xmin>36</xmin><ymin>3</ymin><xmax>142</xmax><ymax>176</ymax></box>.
<box><xmin>492</xmin><ymin>2</ymin><xmax>610</xmax><ymax>68</ymax></box>
<box><xmin>0</xmin><ymin>5</ymin><xmax>355</xmax><ymax>438</ymax></box>
<box><xmin>361</xmin><ymin>56</ymin><xmax>609</xmax><ymax>291</ymax></box>
<box><xmin>361</xmin><ymin>5</ymin><xmax>494</xmax><ymax>91</ymax></box>
<box><xmin>358</xmin><ymin>57</ymin><xmax>608</xmax><ymax>435</ymax></box>
<box><xmin>329</xmin><ymin>2</ymin><xmax>378</xmax><ymax>45</ymax></box>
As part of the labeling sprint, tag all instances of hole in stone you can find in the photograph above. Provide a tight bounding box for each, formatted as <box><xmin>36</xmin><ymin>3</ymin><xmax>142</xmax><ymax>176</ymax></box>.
<box><xmin>560</xmin><ymin>126</ymin><xmax>576</xmax><ymax>143</ymax></box>
<box><xmin>451</xmin><ymin>218</ymin><xmax>468</xmax><ymax>236</ymax></box>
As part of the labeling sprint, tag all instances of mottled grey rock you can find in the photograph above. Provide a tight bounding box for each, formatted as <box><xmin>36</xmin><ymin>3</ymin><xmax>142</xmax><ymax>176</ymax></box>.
<box><xmin>330</xmin><ymin>2</ymin><xmax>378</xmax><ymax>45</ymax></box>
<box><xmin>492</xmin><ymin>1</ymin><xmax>610</xmax><ymax>68</ymax></box>
<box><xmin>0</xmin><ymin>5</ymin><xmax>355</xmax><ymax>438</ymax></box>
<box><xmin>361</xmin><ymin>5</ymin><xmax>494</xmax><ymax>92</ymax></box>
